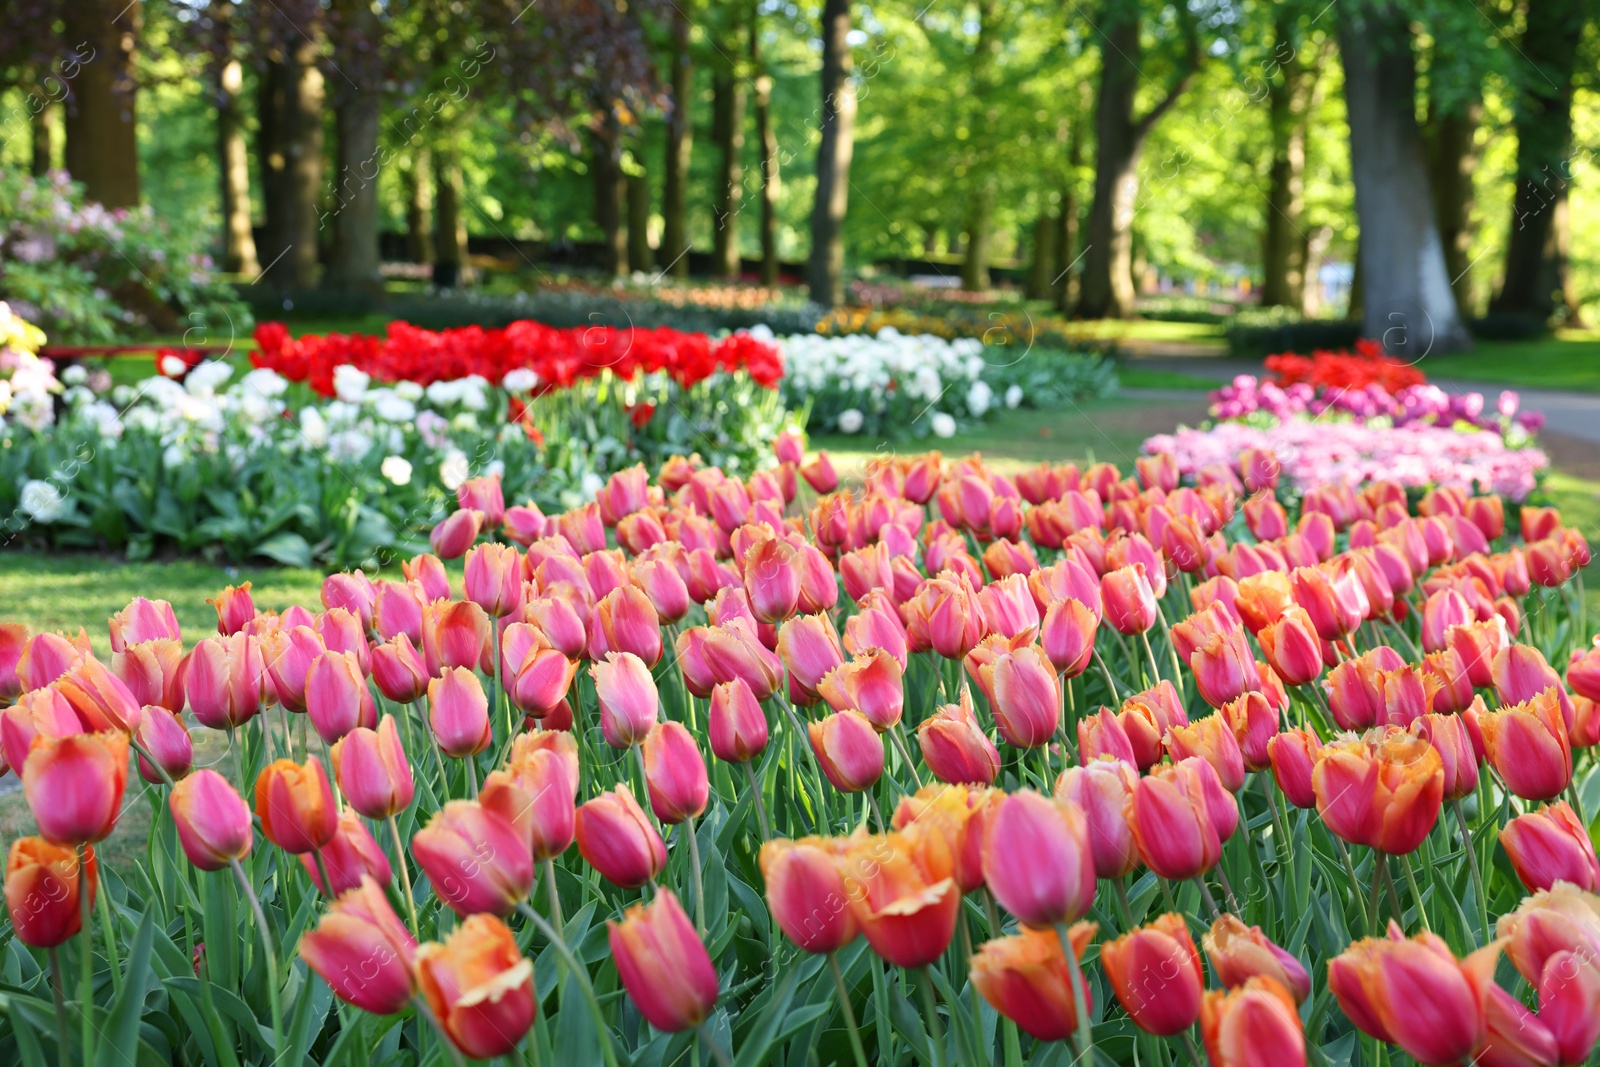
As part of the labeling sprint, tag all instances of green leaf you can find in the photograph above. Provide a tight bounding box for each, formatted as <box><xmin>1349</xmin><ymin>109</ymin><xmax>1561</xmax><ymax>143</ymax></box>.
<box><xmin>252</xmin><ymin>531</ymin><xmax>313</xmax><ymax>567</ymax></box>
<box><xmin>96</xmin><ymin>910</ymin><xmax>156</xmax><ymax>1067</ymax></box>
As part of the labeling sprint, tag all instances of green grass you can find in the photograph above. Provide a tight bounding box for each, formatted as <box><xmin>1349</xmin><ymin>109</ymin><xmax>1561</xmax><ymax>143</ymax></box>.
<box><xmin>1115</xmin><ymin>365</ymin><xmax>1218</xmax><ymax>391</ymax></box>
<box><xmin>1418</xmin><ymin>330</ymin><xmax>1600</xmax><ymax>391</ymax></box>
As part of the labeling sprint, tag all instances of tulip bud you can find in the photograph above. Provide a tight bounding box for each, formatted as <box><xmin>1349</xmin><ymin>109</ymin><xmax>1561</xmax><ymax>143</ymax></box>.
<box><xmin>415</xmin><ymin>914</ymin><xmax>537</xmax><ymax>1058</ymax></box>
<box><xmin>23</xmin><ymin>731</ymin><xmax>129</xmax><ymax>845</ymax></box>
<box><xmin>1410</xmin><ymin>712</ymin><xmax>1480</xmax><ymax>801</ymax></box>
<box><xmin>301</xmin><ymin>875</ymin><xmax>418</xmax><ymax>1015</ymax></box>
<box><xmin>135</xmin><ymin>705</ymin><xmax>193</xmax><ymax>783</ymax></box>
<box><xmin>208</xmin><ymin>582</ymin><xmax>256</xmax><ymax>635</ymax></box>
<box><xmin>187</xmin><ymin>633</ymin><xmax>266</xmax><ymax>729</ymax></box>
<box><xmin>1201</xmin><ymin>977</ymin><xmax>1306</xmax><ymax>1067</ymax></box>
<box><xmin>1480</xmin><ymin>688</ymin><xmax>1573</xmax><ymax>801</ymax></box>
<box><xmin>970</xmin><ymin>924</ymin><xmax>1096</xmax><ymax>1042</ymax></box>
<box><xmin>1102</xmin><ymin>564</ymin><xmax>1158</xmax><ymax>635</ymax></box>
<box><xmin>1101</xmin><ymin>913</ymin><xmax>1206</xmax><ymax>1035</ymax></box>
<box><xmin>982</xmin><ymin>790</ymin><xmax>1096</xmax><ymax>927</ymax></box>
<box><xmin>5</xmin><ymin>836</ymin><xmax>97</xmax><ymax>947</ymax></box>
<box><xmin>576</xmin><ymin>786</ymin><xmax>668</xmax><ymax>888</ymax></box>
<box><xmin>841</xmin><ymin>832</ymin><xmax>961</xmax><ymax>968</ymax></box>
<box><xmin>1258</xmin><ymin>606</ymin><xmax>1324</xmax><ymax>686</ymax></box>
<box><xmin>369</xmin><ymin>633</ymin><xmax>429</xmax><ymax>706</ymax></box>
<box><xmin>112</xmin><ymin>638</ymin><xmax>187</xmax><ymax>714</ymax></box>
<box><xmin>1166</xmin><ymin>713</ymin><xmax>1247</xmax><ymax>793</ymax></box>
<box><xmin>1313</xmin><ymin>730</ymin><xmax>1443</xmax><ymax>854</ymax></box>
<box><xmin>428</xmin><ymin>667</ymin><xmax>493</xmax><ymax>758</ymax></box>
<box><xmin>1500</xmin><ymin>801</ymin><xmax>1600</xmax><ymax>893</ymax></box>
<box><xmin>609</xmin><ymin>889</ymin><xmax>721</xmax><ymax>1032</ymax></box>
<box><xmin>1126</xmin><ymin>757</ymin><xmax>1227</xmax><ymax>881</ymax></box>
<box><xmin>818</xmin><ymin>649</ymin><xmax>904</xmax><ymax>731</ymax></box>
<box><xmin>759</xmin><ymin>837</ymin><xmax>858</xmax><ymax>953</ymax></box>
<box><xmin>592</xmin><ymin>651</ymin><xmax>659</xmax><ymax>749</ymax></box>
<box><xmin>431</xmin><ymin>508</ymin><xmax>483</xmax><ymax>559</ymax></box>
<box><xmin>641</xmin><ymin>721</ymin><xmax>710</xmax><ymax>824</ymax></box>
<box><xmin>302</xmin><ymin>810</ymin><xmax>392</xmax><ymax>896</ymax></box>
<box><xmin>917</xmin><ymin>690</ymin><xmax>1001</xmax><ymax>785</ymax></box>
<box><xmin>52</xmin><ymin>656</ymin><xmax>142</xmax><ymax>734</ymax></box>
<box><xmin>1203</xmin><ymin>914</ymin><xmax>1311</xmax><ymax>1003</ymax></box>
<box><xmin>412</xmin><ymin>800</ymin><xmax>534</xmax><ymax>916</ymax></box>
<box><xmin>1054</xmin><ymin>760</ymin><xmax>1138</xmax><ymax>879</ymax></box>
<box><xmin>254</xmin><ymin>757</ymin><xmax>338</xmax><ymax>855</ymax></box>
<box><xmin>809</xmin><ymin>710</ymin><xmax>885</xmax><ymax>793</ymax></box>
<box><xmin>588</xmin><ymin>585</ymin><xmax>664</xmax><ymax>666</ymax></box>
<box><xmin>1266</xmin><ymin>727</ymin><xmax>1322</xmax><ymax>809</ymax></box>
<box><xmin>1329</xmin><ymin>930</ymin><xmax>1498</xmax><ymax>1067</ymax></box>
<box><xmin>305</xmin><ymin>649</ymin><xmax>376</xmax><ymax>745</ymax></box>
<box><xmin>331</xmin><ymin>716</ymin><xmax>415</xmax><ymax>820</ymax></box>
<box><xmin>708</xmin><ymin>679</ymin><xmax>769</xmax><ymax>763</ymax></box>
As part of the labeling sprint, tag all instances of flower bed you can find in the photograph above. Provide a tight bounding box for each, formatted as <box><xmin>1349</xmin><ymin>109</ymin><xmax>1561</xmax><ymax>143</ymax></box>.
<box><xmin>3</xmin><ymin>436</ymin><xmax>1597</xmax><ymax>1067</ymax></box>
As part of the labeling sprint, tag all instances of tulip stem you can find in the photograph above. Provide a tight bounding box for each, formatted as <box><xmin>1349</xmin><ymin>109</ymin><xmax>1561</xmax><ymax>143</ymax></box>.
<box><xmin>465</xmin><ymin>755</ymin><xmax>480</xmax><ymax>799</ymax></box>
<box><xmin>48</xmin><ymin>946</ymin><xmax>69</xmax><ymax>1067</ymax></box>
<box><xmin>1451</xmin><ymin>799</ymin><xmax>1488</xmax><ymax>945</ymax></box>
<box><xmin>1380</xmin><ymin>856</ymin><xmax>1404</xmax><ymax>925</ymax></box>
<box><xmin>229</xmin><ymin>858</ymin><xmax>283</xmax><ymax>1057</ymax></box>
<box><xmin>1566</xmin><ymin>783</ymin><xmax>1588</xmax><ymax>827</ymax></box>
<box><xmin>1053</xmin><ymin>925</ymin><xmax>1094</xmax><ymax>1058</ymax></box>
<box><xmin>891</xmin><ymin>723</ymin><xmax>923</xmax><ymax>787</ymax></box>
<box><xmin>128</xmin><ymin>737</ymin><xmax>178</xmax><ymax>789</ymax></box>
<box><xmin>312</xmin><ymin>848</ymin><xmax>337</xmax><ymax>898</ymax></box>
<box><xmin>387</xmin><ymin>813</ymin><xmax>421</xmax><ymax>936</ymax></box>
<box><xmin>515</xmin><ymin>902</ymin><xmax>619</xmax><ymax>1067</ymax></box>
<box><xmin>915</xmin><ymin>967</ymin><xmax>947</xmax><ymax>1067</ymax></box>
<box><xmin>1193</xmin><ymin>877</ymin><xmax>1222</xmax><ymax>920</ymax></box>
<box><xmin>685</xmin><ymin>820</ymin><xmax>707</xmax><ymax>935</ymax></box>
<box><xmin>412</xmin><ymin>995</ymin><xmax>468</xmax><ymax>1067</ymax></box>
<box><xmin>866</xmin><ymin>790</ymin><xmax>886</xmax><ymax>832</ymax></box>
<box><xmin>75</xmin><ymin>843</ymin><xmax>94</xmax><ymax>1064</ymax></box>
<box><xmin>543</xmin><ymin>859</ymin><xmax>565</xmax><ymax>931</ymax></box>
<box><xmin>1332</xmin><ymin>836</ymin><xmax>1371</xmax><ymax>932</ymax></box>
<box><xmin>1397</xmin><ymin>853</ymin><xmax>1431</xmax><ymax>932</ymax></box>
<box><xmin>828</xmin><ymin>952</ymin><xmax>870</xmax><ymax>1067</ymax></box>
<box><xmin>1152</xmin><ymin>604</ymin><xmax>1185</xmax><ymax>686</ymax></box>
<box><xmin>1180</xmin><ymin>1030</ymin><xmax>1206</xmax><ymax>1067</ymax></box>
<box><xmin>1111</xmin><ymin>877</ymin><xmax>1136</xmax><ymax>931</ymax></box>
<box><xmin>1092</xmin><ymin>648</ymin><xmax>1121</xmax><ymax>704</ymax></box>
<box><xmin>742</xmin><ymin>761</ymin><xmax>772</xmax><ymax>840</ymax></box>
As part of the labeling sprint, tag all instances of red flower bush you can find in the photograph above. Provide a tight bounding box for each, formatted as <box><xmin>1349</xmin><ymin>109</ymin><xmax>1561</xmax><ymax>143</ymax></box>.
<box><xmin>1264</xmin><ymin>338</ymin><xmax>1426</xmax><ymax>394</ymax></box>
<box><xmin>251</xmin><ymin>319</ymin><xmax>784</xmax><ymax>396</ymax></box>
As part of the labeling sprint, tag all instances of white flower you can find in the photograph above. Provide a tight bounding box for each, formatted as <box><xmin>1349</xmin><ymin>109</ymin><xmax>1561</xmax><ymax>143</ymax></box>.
<box><xmin>440</xmin><ymin>450</ymin><xmax>470</xmax><ymax>490</ymax></box>
<box><xmin>580</xmin><ymin>471</ymin><xmax>605</xmax><ymax>499</ymax></box>
<box><xmin>1005</xmin><ymin>384</ymin><xmax>1023</xmax><ymax>409</ymax></box>
<box><xmin>450</xmin><ymin>412</ymin><xmax>480</xmax><ymax>433</ymax></box>
<box><xmin>395</xmin><ymin>381</ymin><xmax>424</xmax><ymax>402</ymax></box>
<box><xmin>162</xmin><ymin>444</ymin><xmax>189</xmax><ymax>469</ymax></box>
<box><xmin>160</xmin><ymin>355</ymin><xmax>188</xmax><ymax>377</ymax></box>
<box><xmin>381</xmin><ymin>455</ymin><xmax>413</xmax><ymax>486</ymax></box>
<box><xmin>333</xmin><ymin>364</ymin><xmax>371</xmax><ymax>403</ymax></box>
<box><xmin>19</xmin><ymin>480</ymin><xmax>66</xmax><ymax>522</ymax></box>
<box><xmin>299</xmin><ymin>407</ymin><xmax>329</xmax><ymax>448</ymax></box>
<box><xmin>373</xmin><ymin>394</ymin><xmax>417</xmax><ymax>423</ymax></box>
<box><xmin>240</xmin><ymin>368</ymin><xmax>288</xmax><ymax>398</ymax></box>
<box><xmin>329</xmin><ymin>429</ymin><xmax>374</xmax><ymax>463</ymax></box>
<box><xmin>502</xmin><ymin>368</ymin><xmax>539</xmax><ymax>393</ymax></box>
<box><xmin>185</xmin><ymin>360</ymin><xmax>234</xmax><ymax>397</ymax></box>
<box><xmin>425</xmin><ymin>380</ymin><xmax>461</xmax><ymax>406</ymax></box>
<box><xmin>838</xmin><ymin>408</ymin><xmax>864</xmax><ymax>434</ymax></box>
<box><xmin>931</xmin><ymin>412</ymin><xmax>957</xmax><ymax>439</ymax></box>
<box><xmin>966</xmin><ymin>380</ymin><xmax>994</xmax><ymax>417</ymax></box>
<box><xmin>60</xmin><ymin>364</ymin><xmax>87</xmax><ymax>386</ymax></box>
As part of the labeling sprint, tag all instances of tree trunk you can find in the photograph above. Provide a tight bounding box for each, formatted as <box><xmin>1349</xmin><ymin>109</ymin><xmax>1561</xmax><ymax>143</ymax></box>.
<box><xmin>627</xmin><ymin>168</ymin><xmax>653</xmax><ymax>274</ymax></box>
<box><xmin>1489</xmin><ymin>0</ymin><xmax>1587</xmax><ymax>324</ymax></box>
<box><xmin>1027</xmin><ymin>212</ymin><xmax>1056</xmax><ymax>300</ymax></box>
<box><xmin>711</xmin><ymin>70</ymin><xmax>746</xmax><ymax>279</ymax></box>
<box><xmin>1339</xmin><ymin>3</ymin><xmax>1470</xmax><ymax>353</ymax></box>
<box><xmin>808</xmin><ymin>0</ymin><xmax>856</xmax><ymax>307</ymax></box>
<box><xmin>30</xmin><ymin>103</ymin><xmax>51</xmax><ymax>176</ymax></box>
<box><xmin>216</xmin><ymin>56</ymin><xmax>259</xmax><ymax>276</ymax></box>
<box><xmin>1077</xmin><ymin>7</ymin><xmax>1198</xmax><ymax>319</ymax></box>
<box><xmin>1424</xmin><ymin>97</ymin><xmax>1483</xmax><ymax>316</ymax></box>
<box><xmin>61</xmin><ymin>0</ymin><xmax>141</xmax><ymax>208</ymax></box>
<box><xmin>404</xmin><ymin>149</ymin><xmax>435</xmax><ymax>265</ymax></box>
<box><xmin>661</xmin><ymin>6</ymin><xmax>694</xmax><ymax>279</ymax></box>
<box><xmin>1054</xmin><ymin>110</ymin><xmax>1084</xmax><ymax>312</ymax></box>
<box><xmin>751</xmin><ymin>19</ymin><xmax>780</xmax><ymax>285</ymax></box>
<box><xmin>591</xmin><ymin>126</ymin><xmax>626</xmax><ymax>277</ymax></box>
<box><xmin>256</xmin><ymin>38</ymin><xmax>325</xmax><ymax>290</ymax></box>
<box><xmin>1260</xmin><ymin>15</ymin><xmax>1310</xmax><ymax>309</ymax></box>
<box><xmin>961</xmin><ymin>190</ymin><xmax>992</xmax><ymax>291</ymax></box>
<box><xmin>326</xmin><ymin>90</ymin><xmax>382</xmax><ymax>294</ymax></box>
<box><xmin>434</xmin><ymin>149</ymin><xmax>467</xmax><ymax>288</ymax></box>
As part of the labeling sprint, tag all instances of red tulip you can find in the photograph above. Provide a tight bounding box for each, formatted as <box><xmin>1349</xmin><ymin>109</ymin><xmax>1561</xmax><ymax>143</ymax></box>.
<box><xmin>1258</xmin><ymin>605</ymin><xmax>1324</xmax><ymax>686</ymax></box>
<box><xmin>301</xmin><ymin>875</ymin><xmax>418</xmax><ymax>1015</ymax></box>
<box><xmin>970</xmin><ymin>924</ymin><xmax>1096</xmax><ymax>1042</ymax></box>
<box><xmin>1101</xmin><ymin>912</ymin><xmax>1205</xmax><ymax>1035</ymax></box>
<box><xmin>415</xmin><ymin>914</ymin><xmax>536</xmax><ymax>1058</ymax></box>
<box><xmin>1267</xmin><ymin>726</ymin><xmax>1322</xmax><ymax>809</ymax></box>
<box><xmin>982</xmin><ymin>790</ymin><xmax>1096</xmax><ymax>927</ymax></box>
<box><xmin>809</xmin><ymin>710</ymin><xmax>885</xmax><ymax>792</ymax></box>
<box><xmin>575</xmin><ymin>785</ymin><xmax>668</xmax><ymax>888</ymax></box>
<box><xmin>5</xmin><ymin>836</ymin><xmax>97</xmax><ymax>947</ymax></box>
<box><xmin>1329</xmin><ymin>928</ymin><xmax>1497</xmax><ymax>1066</ymax></box>
<box><xmin>841</xmin><ymin>831</ymin><xmax>960</xmax><ymax>968</ymax></box>
<box><xmin>1500</xmin><ymin>801</ymin><xmax>1600</xmax><ymax>893</ymax></box>
<box><xmin>917</xmin><ymin>690</ymin><xmax>1001</xmax><ymax>785</ymax></box>
<box><xmin>1323</xmin><ymin>645</ymin><xmax>1403</xmax><ymax>730</ymax></box>
<box><xmin>759</xmin><ymin>837</ymin><xmax>858</xmax><ymax>953</ymax></box>
<box><xmin>609</xmin><ymin>889</ymin><xmax>720</xmax><ymax>1032</ymax></box>
<box><xmin>1040</xmin><ymin>598</ymin><xmax>1097</xmax><ymax>677</ymax></box>
<box><xmin>254</xmin><ymin>757</ymin><xmax>338</xmax><ymax>855</ymax></box>
<box><xmin>22</xmin><ymin>731</ymin><xmax>128</xmax><ymax>845</ymax></box>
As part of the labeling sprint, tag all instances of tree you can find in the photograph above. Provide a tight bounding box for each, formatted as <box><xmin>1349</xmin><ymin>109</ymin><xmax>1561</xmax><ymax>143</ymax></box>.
<box><xmin>661</xmin><ymin>4</ymin><xmax>695</xmax><ymax>278</ymax></box>
<box><xmin>1077</xmin><ymin>1</ymin><xmax>1204</xmax><ymax>319</ymax></box>
<box><xmin>1259</xmin><ymin>9</ymin><xmax>1328</xmax><ymax>310</ymax></box>
<box><xmin>324</xmin><ymin>0</ymin><xmax>386</xmax><ymax>295</ymax></box>
<box><xmin>710</xmin><ymin>57</ymin><xmax>747</xmax><ymax>278</ymax></box>
<box><xmin>62</xmin><ymin>0</ymin><xmax>142</xmax><ymax>208</ymax></box>
<box><xmin>750</xmin><ymin>12</ymin><xmax>781</xmax><ymax>285</ymax></box>
<box><xmin>255</xmin><ymin>3</ymin><xmax>326</xmax><ymax>290</ymax></box>
<box><xmin>1338</xmin><ymin>1</ymin><xmax>1470</xmax><ymax>352</ymax></box>
<box><xmin>959</xmin><ymin>0</ymin><xmax>1002</xmax><ymax>291</ymax></box>
<box><xmin>214</xmin><ymin>36</ymin><xmax>259</xmax><ymax>276</ymax></box>
<box><xmin>808</xmin><ymin>0</ymin><xmax>856</xmax><ymax>306</ymax></box>
<box><xmin>1489</xmin><ymin>0</ymin><xmax>1593</xmax><ymax>324</ymax></box>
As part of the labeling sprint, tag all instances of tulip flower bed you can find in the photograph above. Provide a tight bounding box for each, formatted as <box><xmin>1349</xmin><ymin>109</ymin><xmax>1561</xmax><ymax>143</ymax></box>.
<box><xmin>6</xmin><ymin>433</ymin><xmax>1600</xmax><ymax>1067</ymax></box>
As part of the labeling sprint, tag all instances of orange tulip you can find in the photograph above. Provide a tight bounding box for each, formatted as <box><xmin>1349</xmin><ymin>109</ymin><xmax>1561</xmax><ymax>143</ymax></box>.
<box><xmin>1500</xmin><ymin>801</ymin><xmax>1600</xmax><ymax>893</ymax></box>
<box><xmin>1233</xmin><ymin>571</ymin><xmax>1293</xmax><ymax>633</ymax></box>
<box><xmin>1479</xmin><ymin>688</ymin><xmax>1573</xmax><ymax>801</ymax></box>
<box><xmin>1313</xmin><ymin>728</ymin><xmax>1442</xmax><ymax>854</ymax></box>
<box><xmin>609</xmin><ymin>889</ymin><xmax>721</xmax><ymax>1032</ymax></box>
<box><xmin>22</xmin><ymin>731</ymin><xmax>128</xmax><ymax>845</ymax></box>
<box><xmin>412</xmin><ymin>800</ymin><xmax>534</xmax><ymax>916</ymax></box>
<box><xmin>809</xmin><ymin>710</ymin><xmax>885</xmax><ymax>792</ymax></box>
<box><xmin>331</xmin><ymin>716</ymin><xmax>414</xmax><ymax>820</ymax></box>
<box><xmin>917</xmin><ymin>690</ymin><xmax>1001</xmax><ymax>786</ymax></box>
<box><xmin>1328</xmin><ymin>928</ymin><xmax>1498</xmax><ymax>1066</ymax></box>
<box><xmin>892</xmin><ymin>784</ymin><xmax>994</xmax><ymax>894</ymax></box>
<box><xmin>970</xmin><ymin>923</ymin><xmax>1096</xmax><ymax>1042</ymax></box>
<box><xmin>254</xmin><ymin>757</ymin><xmax>338</xmax><ymax>855</ymax></box>
<box><xmin>415</xmin><ymin>914</ymin><xmax>537</xmax><ymax>1058</ymax></box>
<box><xmin>428</xmin><ymin>667</ymin><xmax>493</xmax><ymax>759</ymax></box>
<box><xmin>1118</xmin><ymin>680</ymin><xmax>1189</xmax><ymax>770</ymax></box>
<box><xmin>1125</xmin><ymin>757</ymin><xmax>1227</xmax><ymax>880</ymax></box>
<box><xmin>1101</xmin><ymin>913</ymin><xmax>1205</xmax><ymax>1035</ymax></box>
<box><xmin>1258</xmin><ymin>605</ymin><xmax>1324</xmax><ymax>686</ymax></box>
<box><xmin>1201</xmin><ymin>976</ymin><xmax>1306</xmax><ymax>1067</ymax></box>
<box><xmin>760</xmin><ymin>837</ymin><xmax>859</xmax><ymax>953</ymax></box>
<box><xmin>301</xmin><ymin>875</ymin><xmax>417</xmax><ymax>1015</ymax></box>
<box><xmin>1166</xmin><ymin>713</ymin><xmax>1247</xmax><ymax>793</ymax></box>
<box><xmin>1203</xmin><ymin>914</ymin><xmax>1311</xmax><ymax>1003</ymax></box>
<box><xmin>982</xmin><ymin>790</ymin><xmax>1096</xmax><ymax>927</ymax></box>
<box><xmin>575</xmin><ymin>785</ymin><xmax>667</xmax><ymax>888</ymax></box>
<box><xmin>5</xmin><ymin>836</ymin><xmax>97</xmax><ymax>948</ymax></box>
<box><xmin>839</xmin><ymin>831</ymin><xmax>961</xmax><ymax>968</ymax></box>
<box><xmin>169</xmin><ymin>769</ymin><xmax>254</xmax><ymax>871</ymax></box>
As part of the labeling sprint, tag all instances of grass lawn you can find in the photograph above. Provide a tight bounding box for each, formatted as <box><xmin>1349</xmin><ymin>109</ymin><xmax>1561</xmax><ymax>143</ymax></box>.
<box><xmin>1417</xmin><ymin>330</ymin><xmax>1600</xmax><ymax>391</ymax></box>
